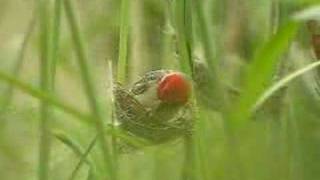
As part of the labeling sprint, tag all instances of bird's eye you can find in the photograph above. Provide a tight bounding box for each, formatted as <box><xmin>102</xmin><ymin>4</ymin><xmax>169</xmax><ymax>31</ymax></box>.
<box><xmin>147</xmin><ymin>74</ymin><xmax>157</xmax><ymax>81</ymax></box>
<box><xmin>132</xmin><ymin>83</ymin><xmax>147</xmax><ymax>95</ymax></box>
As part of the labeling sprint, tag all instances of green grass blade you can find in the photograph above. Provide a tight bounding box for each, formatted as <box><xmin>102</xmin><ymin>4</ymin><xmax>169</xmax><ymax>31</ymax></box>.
<box><xmin>193</xmin><ymin>0</ymin><xmax>229</xmax><ymax>110</ymax></box>
<box><xmin>253</xmin><ymin>60</ymin><xmax>320</xmax><ymax>112</ymax></box>
<box><xmin>0</xmin><ymin>15</ymin><xmax>36</xmax><ymax>112</ymax></box>
<box><xmin>228</xmin><ymin>22</ymin><xmax>299</xmax><ymax>128</ymax></box>
<box><xmin>50</xmin><ymin>0</ymin><xmax>62</xmax><ymax>89</ymax></box>
<box><xmin>108</xmin><ymin>59</ymin><xmax>119</xmax><ymax>178</ymax></box>
<box><xmin>115</xmin><ymin>1</ymin><xmax>131</xmax><ymax>178</ymax></box>
<box><xmin>68</xmin><ymin>135</ymin><xmax>97</xmax><ymax>180</ymax></box>
<box><xmin>67</xmin><ymin>127</ymin><xmax>151</xmax><ymax>180</ymax></box>
<box><xmin>117</xmin><ymin>0</ymin><xmax>130</xmax><ymax>83</ymax></box>
<box><xmin>174</xmin><ymin>0</ymin><xmax>192</xmax><ymax>75</ymax></box>
<box><xmin>37</xmin><ymin>0</ymin><xmax>52</xmax><ymax>179</ymax></box>
<box><xmin>63</xmin><ymin>0</ymin><xmax>114</xmax><ymax>178</ymax></box>
<box><xmin>53</xmin><ymin>130</ymin><xmax>97</xmax><ymax>180</ymax></box>
<box><xmin>0</xmin><ymin>70</ymin><xmax>92</xmax><ymax>123</ymax></box>
<box><xmin>53</xmin><ymin>130</ymin><xmax>92</xmax><ymax>165</ymax></box>
<box><xmin>0</xmin><ymin>71</ymin><xmax>151</xmax><ymax>152</ymax></box>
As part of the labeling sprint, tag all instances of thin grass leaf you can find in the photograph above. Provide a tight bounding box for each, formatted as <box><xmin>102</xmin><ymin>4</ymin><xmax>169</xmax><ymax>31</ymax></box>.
<box><xmin>0</xmin><ymin>14</ymin><xmax>36</xmax><ymax>112</ymax></box>
<box><xmin>53</xmin><ymin>130</ymin><xmax>91</xmax><ymax>165</ymax></box>
<box><xmin>115</xmin><ymin>1</ymin><xmax>131</xmax><ymax>178</ymax></box>
<box><xmin>193</xmin><ymin>0</ymin><xmax>229</xmax><ymax>111</ymax></box>
<box><xmin>0</xmin><ymin>72</ymin><xmax>152</xmax><ymax>157</ymax></box>
<box><xmin>228</xmin><ymin>22</ymin><xmax>299</xmax><ymax>128</ymax></box>
<box><xmin>253</xmin><ymin>60</ymin><xmax>320</xmax><ymax>112</ymax></box>
<box><xmin>117</xmin><ymin>0</ymin><xmax>130</xmax><ymax>83</ymax></box>
<box><xmin>53</xmin><ymin>130</ymin><xmax>99</xmax><ymax>180</ymax></box>
<box><xmin>0</xmin><ymin>70</ymin><xmax>92</xmax><ymax>123</ymax></box>
<box><xmin>63</xmin><ymin>0</ymin><xmax>114</xmax><ymax>178</ymax></box>
<box><xmin>67</xmin><ymin>135</ymin><xmax>97</xmax><ymax>180</ymax></box>
<box><xmin>68</xmin><ymin>128</ymin><xmax>151</xmax><ymax>180</ymax></box>
<box><xmin>108</xmin><ymin>59</ymin><xmax>119</xmax><ymax>178</ymax></box>
<box><xmin>50</xmin><ymin>0</ymin><xmax>62</xmax><ymax>89</ymax></box>
<box><xmin>37</xmin><ymin>0</ymin><xmax>52</xmax><ymax>179</ymax></box>
<box><xmin>169</xmin><ymin>5</ymin><xmax>197</xmax><ymax>178</ymax></box>
<box><xmin>174</xmin><ymin>0</ymin><xmax>192</xmax><ymax>75</ymax></box>
<box><xmin>70</xmin><ymin>126</ymin><xmax>151</xmax><ymax>180</ymax></box>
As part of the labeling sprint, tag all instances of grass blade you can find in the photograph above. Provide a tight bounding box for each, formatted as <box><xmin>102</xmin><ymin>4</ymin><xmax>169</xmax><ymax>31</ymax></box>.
<box><xmin>0</xmin><ymin>70</ymin><xmax>151</xmax><ymax>152</ymax></box>
<box><xmin>228</xmin><ymin>22</ymin><xmax>299</xmax><ymax>128</ymax></box>
<box><xmin>117</xmin><ymin>0</ymin><xmax>130</xmax><ymax>83</ymax></box>
<box><xmin>63</xmin><ymin>0</ymin><xmax>114</xmax><ymax>179</ymax></box>
<box><xmin>37</xmin><ymin>0</ymin><xmax>52</xmax><ymax>179</ymax></box>
<box><xmin>193</xmin><ymin>0</ymin><xmax>229</xmax><ymax>111</ymax></box>
<box><xmin>0</xmin><ymin>70</ymin><xmax>92</xmax><ymax>123</ymax></box>
<box><xmin>0</xmin><ymin>15</ymin><xmax>36</xmax><ymax>112</ymax></box>
<box><xmin>68</xmin><ymin>135</ymin><xmax>97</xmax><ymax>180</ymax></box>
<box><xmin>253</xmin><ymin>60</ymin><xmax>320</xmax><ymax>112</ymax></box>
<box><xmin>53</xmin><ymin>130</ymin><xmax>92</xmax><ymax>165</ymax></box>
<box><xmin>50</xmin><ymin>0</ymin><xmax>62</xmax><ymax>89</ymax></box>
<box><xmin>174</xmin><ymin>0</ymin><xmax>192</xmax><ymax>75</ymax></box>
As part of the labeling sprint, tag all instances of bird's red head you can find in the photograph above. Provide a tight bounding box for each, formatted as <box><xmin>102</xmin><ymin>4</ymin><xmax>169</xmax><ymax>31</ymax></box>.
<box><xmin>157</xmin><ymin>72</ymin><xmax>191</xmax><ymax>104</ymax></box>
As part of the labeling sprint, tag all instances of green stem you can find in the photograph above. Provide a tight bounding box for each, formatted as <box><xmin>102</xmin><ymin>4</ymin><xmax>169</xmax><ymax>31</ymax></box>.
<box><xmin>63</xmin><ymin>0</ymin><xmax>114</xmax><ymax>179</ymax></box>
<box><xmin>0</xmin><ymin>15</ymin><xmax>36</xmax><ymax>112</ymax></box>
<box><xmin>0</xmin><ymin>70</ymin><xmax>92</xmax><ymax>124</ymax></box>
<box><xmin>69</xmin><ymin>135</ymin><xmax>98</xmax><ymax>180</ymax></box>
<box><xmin>174</xmin><ymin>0</ymin><xmax>192</xmax><ymax>75</ymax></box>
<box><xmin>0</xmin><ymin>70</ymin><xmax>153</xmax><ymax>149</ymax></box>
<box><xmin>253</xmin><ymin>60</ymin><xmax>320</xmax><ymax>113</ymax></box>
<box><xmin>117</xmin><ymin>0</ymin><xmax>130</xmax><ymax>83</ymax></box>
<box><xmin>38</xmin><ymin>0</ymin><xmax>52</xmax><ymax>179</ymax></box>
<box><xmin>109</xmin><ymin>60</ymin><xmax>118</xmax><ymax>179</ymax></box>
<box><xmin>193</xmin><ymin>0</ymin><xmax>229</xmax><ymax>110</ymax></box>
<box><xmin>50</xmin><ymin>0</ymin><xmax>62</xmax><ymax>89</ymax></box>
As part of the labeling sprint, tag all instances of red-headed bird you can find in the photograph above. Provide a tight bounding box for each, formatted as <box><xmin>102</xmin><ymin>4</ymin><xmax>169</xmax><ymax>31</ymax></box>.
<box><xmin>114</xmin><ymin>70</ymin><xmax>193</xmax><ymax>146</ymax></box>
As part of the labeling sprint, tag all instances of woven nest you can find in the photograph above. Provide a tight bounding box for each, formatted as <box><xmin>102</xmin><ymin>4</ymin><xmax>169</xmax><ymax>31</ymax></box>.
<box><xmin>114</xmin><ymin>83</ymin><xmax>194</xmax><ymax>144</ymax></box>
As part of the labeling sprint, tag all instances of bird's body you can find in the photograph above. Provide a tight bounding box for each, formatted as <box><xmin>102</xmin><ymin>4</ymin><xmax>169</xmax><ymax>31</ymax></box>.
<box><xmin>114</xmin><ymin>70</ymin><xmax>193</xmax><ymax>145</ymax></box>
<box><xmin>130</xmin><ymin>70</ymin><xmax>172</xmax><ymax>110</ymax></box>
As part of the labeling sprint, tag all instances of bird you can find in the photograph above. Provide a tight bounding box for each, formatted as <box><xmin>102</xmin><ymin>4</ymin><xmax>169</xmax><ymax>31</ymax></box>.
<box><xmin>113</xmin><ymin>70</ymin><xmax>194</xmax><ymax>148</ymax></box>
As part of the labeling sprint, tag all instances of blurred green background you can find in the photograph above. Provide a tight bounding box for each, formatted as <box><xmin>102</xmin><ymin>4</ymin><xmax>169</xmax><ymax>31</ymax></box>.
<box><xmin>1</xmin><ymin>0</ymin><xmax>320</xmax><ymax>180</ymax></box>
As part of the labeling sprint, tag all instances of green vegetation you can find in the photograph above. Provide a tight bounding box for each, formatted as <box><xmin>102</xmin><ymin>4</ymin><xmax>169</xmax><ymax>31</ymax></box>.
<box><xmin>1</xmin><ymin>0</ymin><xmax>320</xmax><ymax>180</ymax></box>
